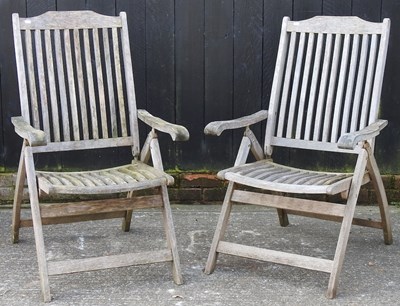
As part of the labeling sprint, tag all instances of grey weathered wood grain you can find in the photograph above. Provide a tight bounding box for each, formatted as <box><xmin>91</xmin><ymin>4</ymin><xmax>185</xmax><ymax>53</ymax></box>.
<box><xmin>204</xmin><ymin>110</ymin><xmax>268</xmax><ymax>136</ymax></box>
<box><xmin>11</xmin><ymin>11</ymin><xmax>187</xmax><ymax>302</ymax></box>
<box><xmin>204</xmin><ymin>16</ymin><xmax>392</xmax><ymax>300</ymax></box>
<box><xmin>12</xmin><ymin>116</ymin><xmax>46</xmax><ymax>146</ymax></box>
<box><xmin>138</xmin><ymin>109</ymin><xmax>189</xmax><ymax>141</ymax></box>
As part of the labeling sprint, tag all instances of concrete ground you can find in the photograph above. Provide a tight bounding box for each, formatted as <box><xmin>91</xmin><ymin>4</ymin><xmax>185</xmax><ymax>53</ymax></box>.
<box><xmin>0</xmin><ymin>204</ymin><xmax>399</xmax><ymax>305</ymax></box>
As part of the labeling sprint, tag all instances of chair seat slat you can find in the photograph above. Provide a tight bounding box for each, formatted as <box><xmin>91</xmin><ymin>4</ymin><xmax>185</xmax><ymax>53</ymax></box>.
<box><xmin>220</xmin><ymin>160</ymin><xmax>354</xmax><ymax>195</ymax></box>
<box><xmin>37</xmin><ymin>161</ymin><xmax>174</xmax><ymax>195</ymax></box>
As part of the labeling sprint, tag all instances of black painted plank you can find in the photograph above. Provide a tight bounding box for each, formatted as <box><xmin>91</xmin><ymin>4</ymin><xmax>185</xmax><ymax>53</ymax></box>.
<box><xmin>293</xmin><ymin>0</ymin><xmax>323</xmax><ymax>20</ymax></box>
<box><xmin>352</xmin><ymin>0</ymin><xmax>381</xmax><ymax>21</ymax></box>
<box><xmin>57</xmin><ymin>0</ymin><xmax>86</xmax><ymax>10</ymax></box>
<box><xmin>175</xmin><ymin>0</ymin><xmax>205</xmax><ymax>169</ymax></box>
<box><xmin>204</xmin><ymin>0</ymin><xmax>234</xmax><ymax>170</ymax></box>
<box><xmin>322</xmin><ymin>0</ymin><xmax>351</xmax><ymax>15</ymax></box>
<box><xmin>145</xmin><ymin>0</ymin><xmax>175</xmax><ymax>168</ymax></box>
<box><xmin>379</xmin><ymin>0</ymin><xmax>400</xmax><ymax>172</ymax></box>
<box><xmin>232</xmin><ymin>0</ymin><xmax>264</xmax><ymax>162</ymax></box>
<box><xmin>0</xmin><ymin>0</ymin><xmax>26</xmax><ymax>170</ymax></box>
<box><xmin>86</xmin><ymin>0</ymin><xmax>116</xmax><ymax>15</ymax></box>
<box><xmin>116</xmin><ymin>0</ymin><xmax>146</xmax><ymax>110</ymax></box>
<box><xmin>0</xmin><ymin>68</ymin><xmax>3</xmax><ymax>170</ymax></box>
<box><xmin>26</xmin><ymin>0</ymin><xmax>55</xmax><ymax>16</ymax></box>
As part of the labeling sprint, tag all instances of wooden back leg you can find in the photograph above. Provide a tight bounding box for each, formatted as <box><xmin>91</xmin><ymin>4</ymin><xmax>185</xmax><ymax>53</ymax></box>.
<box><xmin>121</xmin><ymin>191</ymin><xmax>134</xmax><ymax>232</ymax></box>
<box><xmin>12</xmin><ymin>143</ymin><xmax>27</xmax><ymax>243</ymax></box>
<box><xmin>277</xmin><ymin>208</ymin><xmax>289</xmax><ymax>227</ymax></box>
<box><xmin>365</xmin><ymin>145</ymin><xmax>393</xmax><ymax>245</ymax></box>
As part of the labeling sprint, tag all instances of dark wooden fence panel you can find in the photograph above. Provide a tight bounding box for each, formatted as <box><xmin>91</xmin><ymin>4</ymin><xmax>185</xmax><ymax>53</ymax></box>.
<box><xmin>0</xmin><ymin>0</ymin><xmax>26</xmax><ymax>171</ymax></box>
<box><xmin>323</xmin><ymin>0</ymin><xmax>351</xmax><ymax>15</ymax></box>
<box><xmin>176</xmin><ymin>0</ymin><xmax>205</xmax><ymax>169</ymax></box>
<box><xmin>204</xmin><ymin>0</ymin><xmax>234</xmax><ymax>169</ymax></box>
<box><xmin>353</xmin><ymin>0</ymin><xmax>382</xmax><ymax>21</ymax></box>
<box><xmin>146</xmin><ymin>0</ymin><xmax>176</xmax><ymax>168</ymax></box>
<box><xmin>0</xmin><ymin>0</ymin><xmax>399</xmax><ymax>173</ymax></box>
<box><xmin>381</xmin><ymin>0</ymin><xmax>400</xmax><ymax>173</ymax></box>
<box><xmin>57</xmin><ymin>0</ymin><xmax>86</xmax><ymax>10</ymax></box>
<box><xmin>294</xmin><ymin>0</ymin><xmax>322</xmax><ymax>20</ymax></box>
<box><xmin>232</xmin><ymin>0</ymin><xmax>264</xmax><ymax>162</ymax></box>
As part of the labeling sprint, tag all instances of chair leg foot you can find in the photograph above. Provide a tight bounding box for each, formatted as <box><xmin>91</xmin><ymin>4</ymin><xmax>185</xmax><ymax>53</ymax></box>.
<box><xmin>121</xmin><ymin>210</ymin><xmax>133</xmax><ymax>232</ymax></box>
<box><xmin>160</xmin><ymin>185</ymin><xmax>183</xmax><ymax>285</ymax></box>
<box><xmin>205</xmin><ymin>182</ymin><xmax>235</xmax><ymax>275</ymax></box>
<box><xmin>277</xmin><ymin>208</ymin><xmax>289</xmax><ymax>227</ymax></box>
<box><xmin>325</xmin><ymin>287</ymin><xmax>336</xmax><ymax>299</ymax></box>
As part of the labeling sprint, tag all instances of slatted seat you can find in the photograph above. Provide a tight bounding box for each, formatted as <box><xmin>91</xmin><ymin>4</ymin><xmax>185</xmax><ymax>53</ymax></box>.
<box><xmin>218</xmin><ymin>160</ymin><xmax>357</xmax><ymax>194</ymax></box>
<box><xmin>204</xmin><ymin>16</ymin><xmax>392</xmax><ymax>299</ymax></box>
<box><xmin>10</xmin><ymin>11</ymin><xmax>189</xmax><ymax>302</ymax></box>
<box><xmin>37</xmin><ymin>162</ymin><xmax>174</xmax><ymax>194</ymax></box>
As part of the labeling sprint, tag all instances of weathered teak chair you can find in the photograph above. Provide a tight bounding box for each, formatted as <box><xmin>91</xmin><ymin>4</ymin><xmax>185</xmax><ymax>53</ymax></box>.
<box><xmin>11</xmin><ymin>11</ymin><xmax>188</xmax><ymax>302</ymax></box>
<box><xmin>204</xmin><ymin>16</ymin><xmax>392</xmax><ymax>298</ymax></box>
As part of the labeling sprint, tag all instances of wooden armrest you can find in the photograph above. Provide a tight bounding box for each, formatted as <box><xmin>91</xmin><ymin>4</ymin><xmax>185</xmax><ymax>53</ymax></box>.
<box><xmin>138</xmin><ymin>109</ymin><xmax>189</xmax><ymax>141</ymax></box>
<box><xmin>337</xmin><ymin>119</ymin><xmax>387</xmax><ymax>149</ymax></box>
<box><xmin>11</xmin><ymin>116</ymin><xmax>47</xmax><ymax>146</ymax></box>
<box><xmin>204</xmin><ymin>110</ymin><xmax>268</xmax><ymax>136</ymax></box>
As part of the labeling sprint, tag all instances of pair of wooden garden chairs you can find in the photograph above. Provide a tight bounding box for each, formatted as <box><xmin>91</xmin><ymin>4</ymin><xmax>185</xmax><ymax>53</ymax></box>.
<box><xmin>11</xmin><ymin>11</ymin><xmax>392</xmax><ymax>302</ymax></box>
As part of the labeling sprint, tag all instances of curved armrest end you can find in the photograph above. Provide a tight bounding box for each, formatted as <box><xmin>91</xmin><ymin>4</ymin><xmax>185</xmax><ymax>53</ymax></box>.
<box><xmin>338</xmin><ymin>120</ymin><xmax>387</xmax><ymax>150</ymax></box>
<box><xmin>11</xmin><ymin>116</ymin><xmax>47</xmax><ymax>146</ymax></box>
<box><xmin>204</xmin><ymin>110</ymin><xmax>268</xmax><ymax>136</ymax></box>
<box><xmin>138</xmin><ymin>109</ymin><xmax>189</xmax><ymax>141</ymax></box>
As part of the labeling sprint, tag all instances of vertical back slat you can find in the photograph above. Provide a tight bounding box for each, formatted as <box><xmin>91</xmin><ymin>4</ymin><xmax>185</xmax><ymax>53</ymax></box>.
<box><xmin>54</xmin><ymin>29</ymin><xmax>70</xmax><ymax>141</ymax></box>
<box><xmin>331</xmin><ymin>34</ymin><xmax>351</xmax><ymax>142</ymax></box>
<box><xmin>34</xmin><ymin>29</ymin><xmax>50</xmax><ymax>141</ymax></box>
<box><xmin>265</xmin><ymin>17</ymin><xmax>290</xmax><ymax>156</ymax></box>
<box><xmin>25</xmin><ymin>30</ymin><xmax>40</xmax><ymax>129</ymax></box>
<box><xmin>73</xmin><ymin>29</ymin><xmax>89</xmax><ymax>140</ymax></box>
<box><xmin>103</xmin><ymin>28</ymin><xmax>117</xmax><ymax>137</ymax></box>
<box><xmin>341</xmin><ymin>34</ymin><xmax>360</xmax><ymax>136</ymax></box>
<box><xmin>44</xmin><ymin>30</ymin><xmax>60</xmax><ymax>142</ymax></box>
<box><xmin>322</xmin><ymin>34</ymin><xmax>342</xmax><ymax>142</ymax></box>
<box><xmin>14</xmin><ymin>11</ymin><xmax>141</xmax><ymax>151</ymax></box>
<box><xmin>64</xmin><ymin>29</ymin><xmax>80</xmax><ymax>140</ymax></box>
<box><xmin>313</xmin><ymin>33</ymin><xmax>333</xmax><ymax>141</ymax></box>
<box><xmin>120</xmin><ymin>12</ymin><xmax>140</xmax><ymax>157</ymax></box>
<box><xmin>350</xmin><ymin>34</ymin><xmax>369</xmax><ymax>132</ymax></box>
<box><xmin>112</xmin><ymin>28</ymin><xmax>127</xmax><ymax>137</ymax></box>
<box><xmin>12</xmin><ymin>14</ymin><xmax>30</xmax><ymax>121</ymax></box>
<box><xmin>369</xmin><ymin>19</ymin><xmax>390</xmax><ymax>125</ymax></box>
<box><xmin>296</xmin><ymin>33</ymin><xmax>315</xmax><ymax>139</ymax></box>
<box><xmin>304</xmin><ymin>33</ymin><xmax>323</xmax><ymax>140</ymax></box>
<box><xmin>265</xmin><ymin>16</ymin><xmax>389</xmax><ymax>154</ymax></box>
<box><xmin>276</xmin><ymin>32</ymin><xmax>297</xmax><ymax>137</ymax></box>
<box><xmin>83</xmin><ymin>29</ymin><xmax>99</xmax><ymax>139</ymax></box>
<box><xmin>286</xmin><ymin>32</ymin><xmax>306</xmax><ymax>138</ymax></box>
<box><xmin>359</xmin><ymin>34</ymin><xmax>378</xmax><ymax>129</ymax></box>
<box><xmin>93</xmin><ymin>28</ymin><xmax>108</xmax><ymax>138</ymax></box>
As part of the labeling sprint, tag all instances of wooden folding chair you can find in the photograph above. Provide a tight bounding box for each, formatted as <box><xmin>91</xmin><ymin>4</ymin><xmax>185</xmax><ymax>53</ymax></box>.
<box><xmin>11</xmin><ymin>11</ymin><xmax>188</xmax><ymax>302</ymax></box>
<box><xmin>204</xmin><ymin>16</ymin><xmax>392</xmax><ymax>298</ymax></box>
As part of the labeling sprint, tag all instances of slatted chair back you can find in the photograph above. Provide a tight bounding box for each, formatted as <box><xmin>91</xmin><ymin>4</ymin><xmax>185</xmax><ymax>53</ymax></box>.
<box><xmin>12</xmin><ymin>11</ymin><xmax>140</xmax><ymax>156</ymax></box>
<box><xmin>265</xmin><ymin>16</ymin><xmax>390</xmax><ymax>156</ymax></box>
